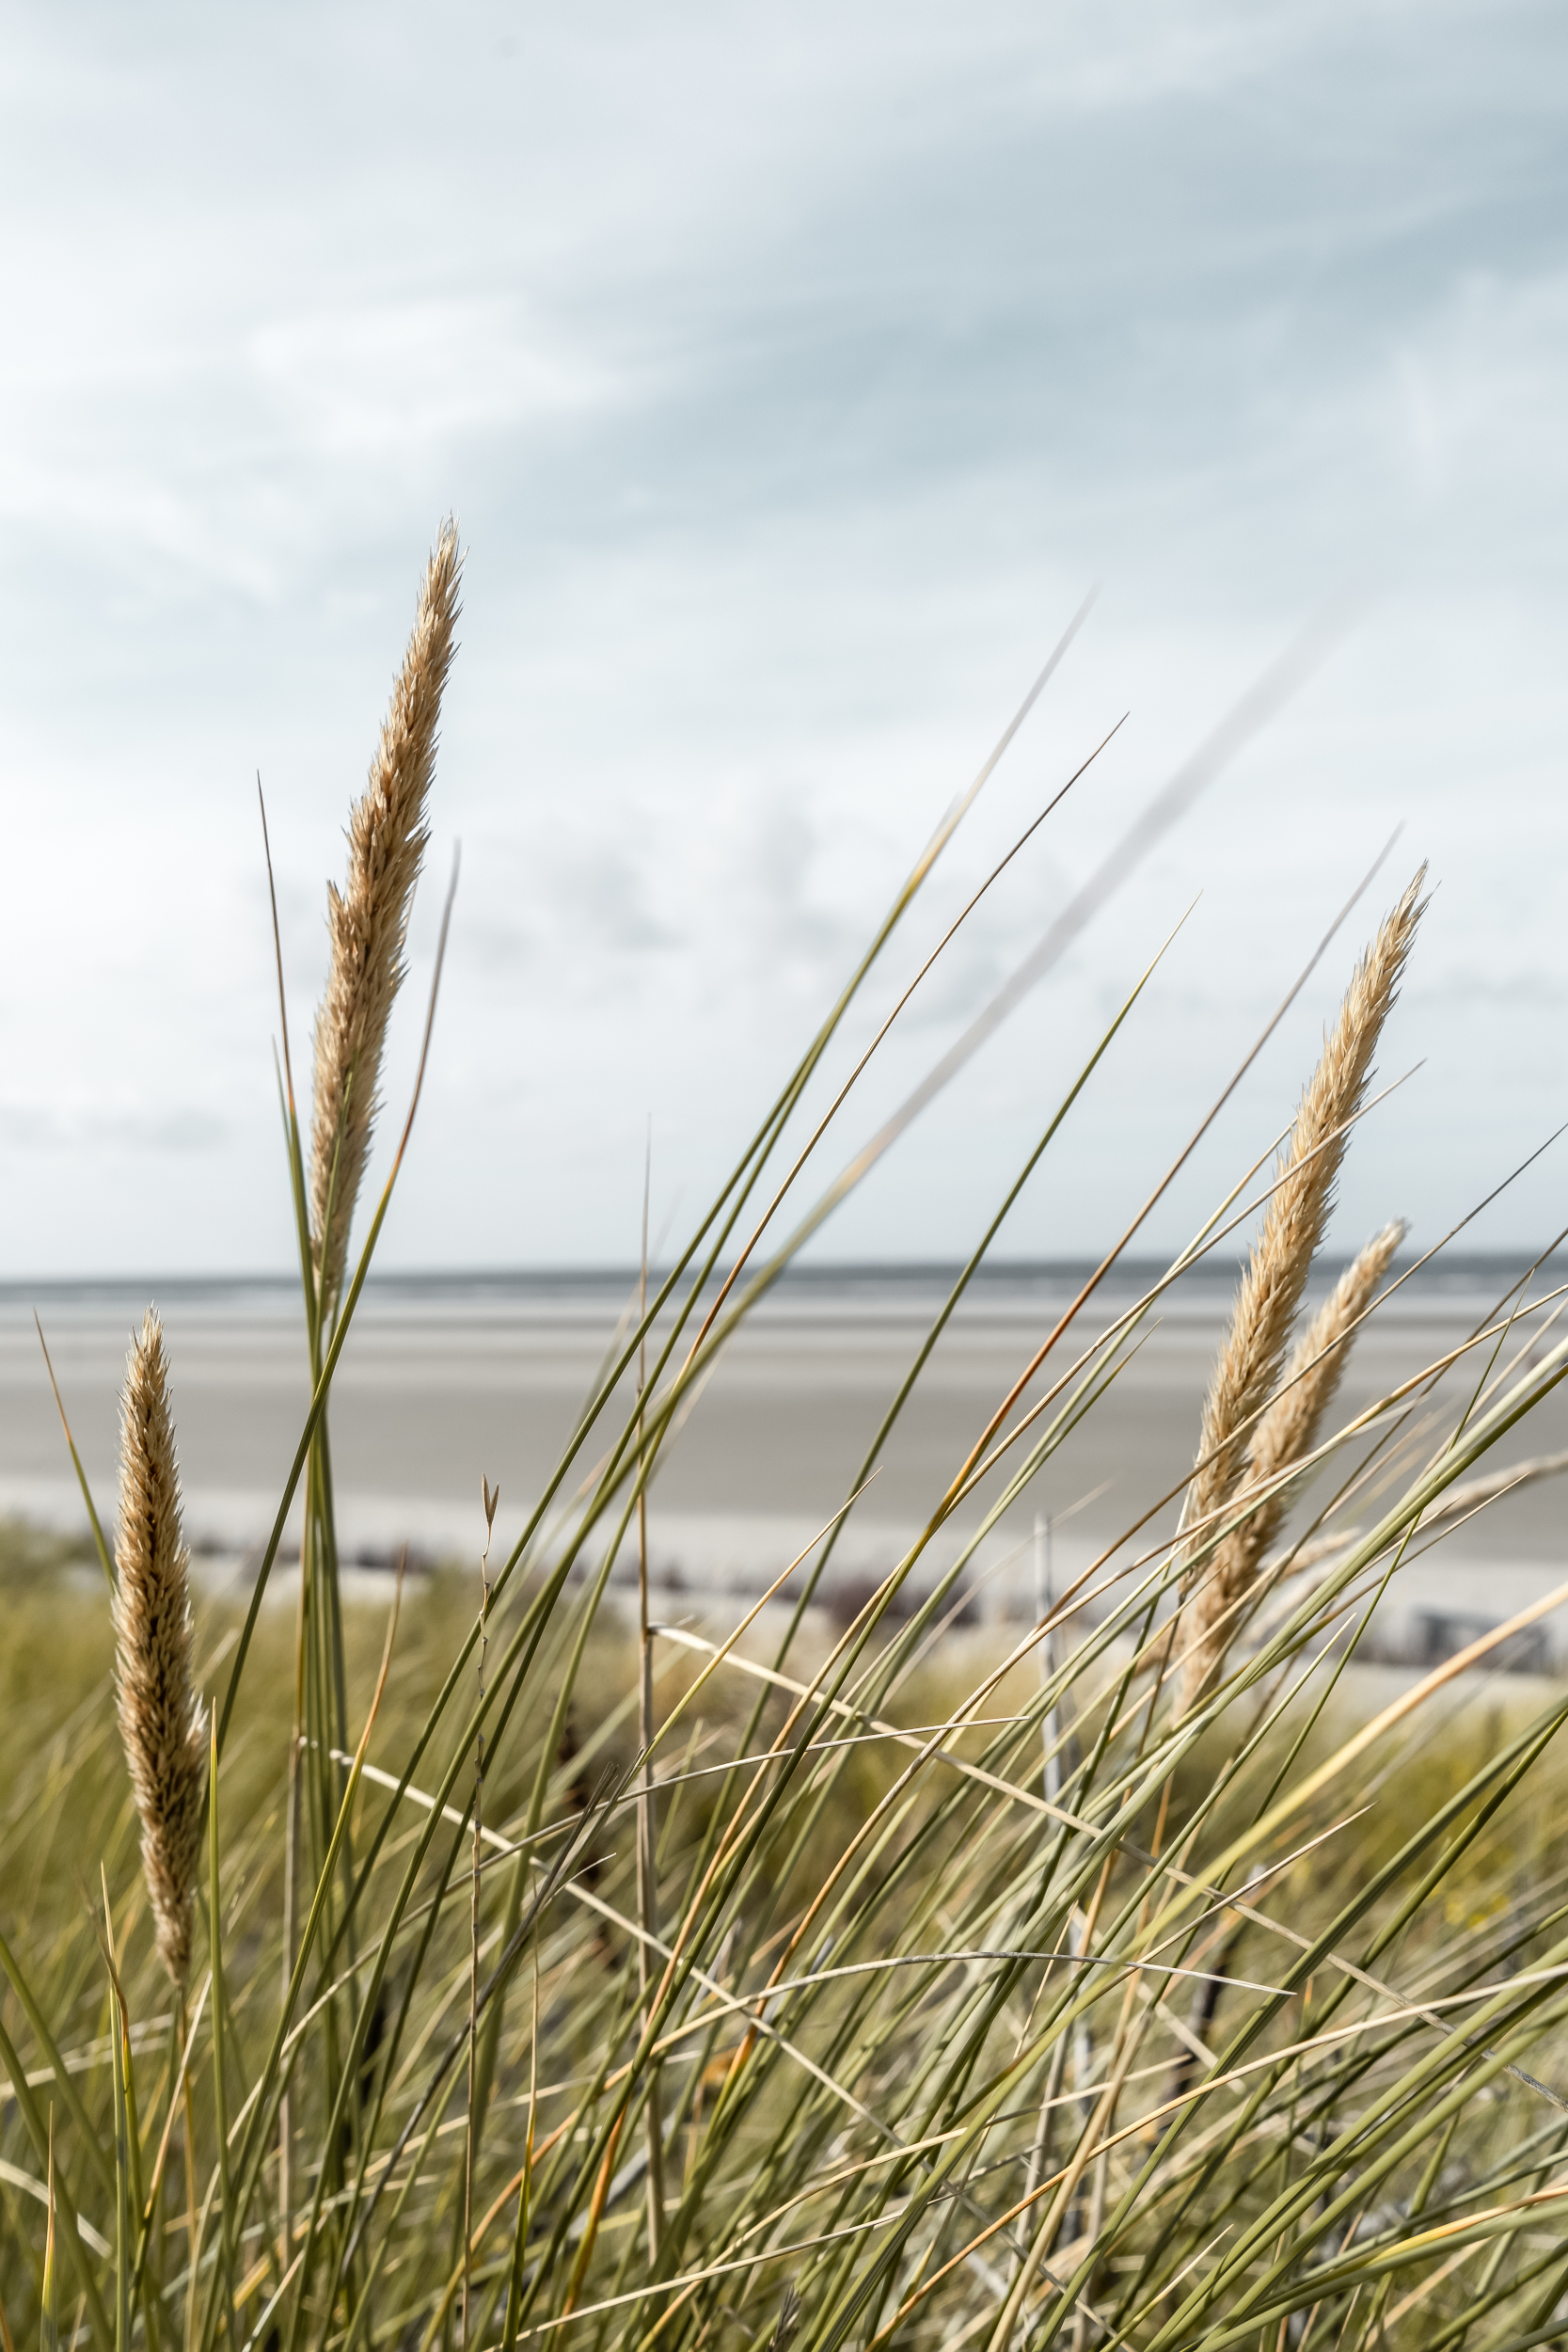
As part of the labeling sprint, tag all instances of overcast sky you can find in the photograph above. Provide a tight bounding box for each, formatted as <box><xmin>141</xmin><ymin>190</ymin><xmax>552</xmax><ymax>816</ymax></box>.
<box><xmin>2</xmin><ymin>0</ymin><xmax>1564</xmax><ymax>1276</ymax></box>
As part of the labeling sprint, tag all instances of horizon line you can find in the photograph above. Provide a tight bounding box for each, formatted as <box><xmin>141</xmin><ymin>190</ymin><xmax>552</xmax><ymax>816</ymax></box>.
<box><xmin>0</xmin><ymin>1248</ymin><xmax>1560</xmax><ymax>1296</ymax></box>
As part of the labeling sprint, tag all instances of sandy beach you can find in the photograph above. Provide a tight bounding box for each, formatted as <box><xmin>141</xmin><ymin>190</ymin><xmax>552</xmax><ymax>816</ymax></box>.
<box><xmin>2</xmin><ymin>1260</ymin><xmax>1562</xmax><ymax>1659</ymax></box>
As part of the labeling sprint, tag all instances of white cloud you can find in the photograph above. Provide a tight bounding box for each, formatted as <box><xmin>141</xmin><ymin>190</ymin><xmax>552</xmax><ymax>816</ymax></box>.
<box><xmin>0</xmin><ymin>0</ymin><xmax>1563</xmax><ymax>1272</ymax></box>
<box><xmin>246</xmin><ymin>298</ymin><xmax>613</xmax><ymax>462</ymax></box>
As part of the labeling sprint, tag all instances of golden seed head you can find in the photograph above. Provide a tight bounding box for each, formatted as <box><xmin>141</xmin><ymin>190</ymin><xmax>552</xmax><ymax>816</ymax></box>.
<box><xmin>1184</xmin><ymin>1217</ymin><xmax>1406</xmax><ymax>1695</ymax></box>
<box><xmin>310</xmin><ymin>519</ymin><xmax>462</xmax><ymax>1310</ymax></box>
<box><xmin>114</xmin><ymin>1310</ymin><xmax>206</xmax><ymax>1988</ymax></box>
<box><xmin>1177</xmin><ymin>872</ymin><xmax>1426</xmax><ymax>1705</ymax></box>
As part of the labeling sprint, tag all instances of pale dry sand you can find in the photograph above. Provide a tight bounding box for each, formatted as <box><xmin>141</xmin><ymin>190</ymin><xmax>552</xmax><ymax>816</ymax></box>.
<box><xmin>3</xmin><ymin>1266</ymin><xmax>1563</xmax><ymax>1648</ymax></box>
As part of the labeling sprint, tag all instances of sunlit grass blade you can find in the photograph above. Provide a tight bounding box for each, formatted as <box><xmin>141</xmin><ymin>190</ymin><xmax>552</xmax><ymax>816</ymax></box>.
<box><xmin>39</xmin><ymin>2117</ymin><xmax>55</xmax><ymax>2352</ymax></box>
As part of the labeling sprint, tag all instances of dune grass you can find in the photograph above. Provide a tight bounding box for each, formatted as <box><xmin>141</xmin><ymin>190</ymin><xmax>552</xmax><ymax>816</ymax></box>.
<box><xmin>3</xmin><ymin>531</ymin><xmax>1568</xmax><ymax>2352</ymax></box>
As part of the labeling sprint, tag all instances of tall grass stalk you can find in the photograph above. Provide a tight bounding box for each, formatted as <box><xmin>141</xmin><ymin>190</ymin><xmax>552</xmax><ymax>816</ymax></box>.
<box><xmin>1176</xmin><ymin>871</ymin><xmax>1425</xmax><ymax>1703</ymax></box>
<box><xmin>5</xmin><ymin>550</ymin><xmax>1568</xmax><ymax>2352</ymax></box>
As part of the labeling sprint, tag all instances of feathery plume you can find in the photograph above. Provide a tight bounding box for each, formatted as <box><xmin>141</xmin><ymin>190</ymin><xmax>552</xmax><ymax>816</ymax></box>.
<box><xmin>1176</xmin><ymin>872</ymin><xmax>1426</xmax><ymax>1705</ymax></box>
<box><xmin>310</xmin><ymin>520</ymin><xmax>462</xmax><ymax>1310</ymax></box>
<box><xmin>114</xmin><ymin>1310</ymin><xmax>206</xmax><ymax>1987</ymax></box>
<box><xmin>1184</xmin><ymin>1218</ymin><xmax>1405</xmax><ymax>1692</ymax></box>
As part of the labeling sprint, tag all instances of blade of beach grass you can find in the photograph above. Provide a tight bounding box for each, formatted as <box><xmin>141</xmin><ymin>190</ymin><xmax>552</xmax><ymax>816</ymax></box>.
<box><xmin>462</xmin><ymin>1507</ymin><xmax>498</xmax><ymax>2342</ymax></box>
<box><xmin>633</xmin><ymin>1140</ymin><xmax>668</xmax><ymax>2272</ymax></box>
<box><xmin>1273</xmin><ymin>1448</ymin><xmax>1568</xmax><ymax>1596</ymax></box>
<box><xmin>32</xmin><ymin>1316</ymin><xmax>114</xmax><ymax>1592</ymax></box>
<box><xmin>129</xmin><ymin>1975</ymin><xmax>210</xmax><ymax>2311</ymax></box>
<box><xmin>261</xmin><ymin>834</ymin><xmax>319</xmax><ymax>2243</ymax></box>
<box><xmin>201</xmin><ymin>1720</ymin><xmax>238</xmax><ymax>2352</ymax></box>
<box><xmin>94</xmin><ymin>1880</ymin><xmax>156</xmax><ymax>2352</ymax></box>
<box><xmin>193</xmin><ymin>1580</ymin><xmax>406</xmax><ymax>2352</ymax></box>
<box><xmin>39</xmin><ymin>2116</ymin><xmax>55</xmax><ymax>2352</ymax></box>
<box><xmin>0</xmin><ymin>2016</ymin><xmax>110</xmax><ymax>2349</ymax></box>
<box><xmin>931</xmin><ymin>590</ymin><xmax>1100</xmax><ymax>841</ymax></box>
<box><xmin>258</xmin><ymin>778</ymin><xmax>319</xmax><ymax>1352</ymax></box>
<box><xmin>214</xmin><ymin>850</ymin><xmax>458</xmax><ymax>1761</ymax></box>
<box><xmin>103</xmin><ymin>1930</ymin><xmax>130</xmax><ymax>2352</ymax></box>
<box><xmin>498</xmin><ymin>1975</ymin><xmax>538</xmax><ymax>2352</ymax></box>
<box><xmin>0</xmin><ymin>1931</ymin><xmax>115</xmax><ymax>2203</ymax></box>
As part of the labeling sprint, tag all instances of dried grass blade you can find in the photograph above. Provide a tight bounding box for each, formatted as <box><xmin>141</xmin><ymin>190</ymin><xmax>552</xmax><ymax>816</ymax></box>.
<box><xmin>33</xmin><ymin>1313</ymin><xmax>114</xmax><ymax>1590</ymax></box>
<box><xmin>40</xmin><ymin>2113</ymin><xmax>56</xmax><ymax>2352</ymax></box>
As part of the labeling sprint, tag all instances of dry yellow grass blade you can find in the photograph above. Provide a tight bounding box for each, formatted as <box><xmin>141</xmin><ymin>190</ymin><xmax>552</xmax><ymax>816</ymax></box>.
<box><xmin>310</xmin><ymin>518</ymin><xmax>462</xmax><ymax>1309</ymax></box>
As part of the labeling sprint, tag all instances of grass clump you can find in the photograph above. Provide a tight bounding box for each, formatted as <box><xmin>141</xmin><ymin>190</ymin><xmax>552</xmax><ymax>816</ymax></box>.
<box><xmin>2</xmin><ymin>531</ymin><xmax>1567</xmax><ymax>2352</ymax></box>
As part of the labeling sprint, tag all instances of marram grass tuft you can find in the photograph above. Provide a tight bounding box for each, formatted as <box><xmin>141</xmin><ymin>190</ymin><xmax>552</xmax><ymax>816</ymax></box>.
<box><xmin>3</xmin><ymin>558</ymin><xmax>1567</xmax><ymax>2352</ymax></box>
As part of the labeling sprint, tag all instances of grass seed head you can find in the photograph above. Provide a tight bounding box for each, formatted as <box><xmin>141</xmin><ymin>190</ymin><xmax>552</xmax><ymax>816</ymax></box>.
<box><xmin>114</xmin><ymin>1309</ymin><xmax>206</xmax><ymax>1988</ymax></box>
<box><xmin>1188</xmin><ymin>1217</ymin><xmax>1406</xmax><ymax>1693</ymax></box>
<box><xmin>1178</xmin><ymin>872</ymin><xmax>1426</xmax><ymax>1703</ymax></box>
<box><xmin>310</xmin><ymin>518</ymin><xmax>462</xmax><ymax>1310</ymax></box>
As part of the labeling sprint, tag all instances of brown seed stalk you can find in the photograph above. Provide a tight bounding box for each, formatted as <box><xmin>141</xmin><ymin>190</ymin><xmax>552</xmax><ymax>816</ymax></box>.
<box><xmin>1177</xmin><ymin>872</ymin><xmax>1426</xmax><ymax>1704</ymax></box>
<box><xmin>114</xmin><ymin>1310</ymin><xmax>206</xmax><ymax>1987</ymax></box>
<box><xmin>1184</xmin><ymin>1217</ymin><xmax>1405</xmax><ymax>1692</ymax></box>
<box><xmin>309</xmin><ymin>520</ymin><xmax>462</xmax><ymax>1310</ymax></box>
